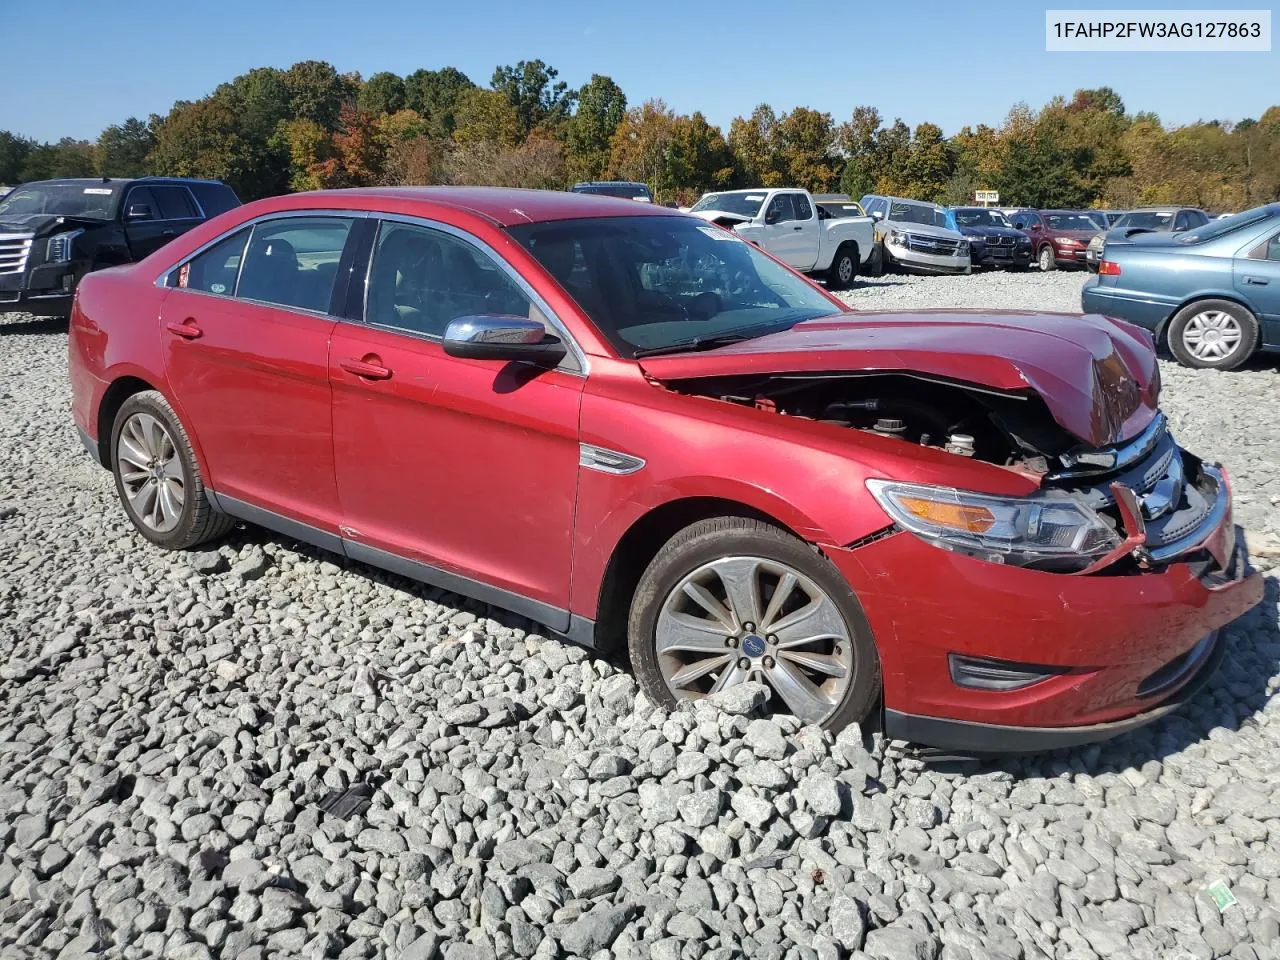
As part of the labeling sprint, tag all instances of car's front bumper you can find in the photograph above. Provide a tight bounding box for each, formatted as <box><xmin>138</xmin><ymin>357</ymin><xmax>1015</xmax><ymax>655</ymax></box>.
<box><xmin>884</xmin><ymin>240</ymin><xmax>970</xmax><ymax>275</ymax></box>
<box><xmin>1052</xmin><ymin>246</ymin><xmax>1089</xmax><ymax>267</ymax></box>
<box><xmin>830</xmin><ymin>467</ymin><xmax>1262</xmax><ymax>751</ymax></box>
<box><xmin>0</xmin><ymin>289</ymin><xmax>73</xmax><ymax>317</ymax></box>
<box><xmin>971</xmin><ymin>244</ymin><xmax>1033</xmax><ymax>268</ymax></box>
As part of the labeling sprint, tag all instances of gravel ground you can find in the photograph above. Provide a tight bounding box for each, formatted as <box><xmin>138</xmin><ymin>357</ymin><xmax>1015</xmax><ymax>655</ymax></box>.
<box><xmin>1</xmin><ymin>271</ymin><xmax>1279</xmax><ymax>960</ymax></box>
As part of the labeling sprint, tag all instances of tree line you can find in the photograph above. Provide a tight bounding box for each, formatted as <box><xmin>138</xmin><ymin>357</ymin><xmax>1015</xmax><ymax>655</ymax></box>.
<box><xmin>2</xmin><ymin>60</ymin><xmax>1278</xmax><ymax>211</ymax></box>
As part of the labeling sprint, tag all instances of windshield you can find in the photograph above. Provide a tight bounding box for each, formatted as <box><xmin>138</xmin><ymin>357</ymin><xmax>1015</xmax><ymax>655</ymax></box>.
<box><xmin>1044</xmin><ymin>213</ymin><xmax>1099</xmax><ymax>231</ymax></box>
<box><xmin>953</xmin><ymin>209</ymin><xmax>1012</xmax><ymax>228</ymax></box>
<box><xmin>1176</xmin><ymin>204</ymin><xmax>1277</xmax><ymax>244</ymax></box>
<box><xmin>508</xmin><ymin>215</ymin><xmax>843</xmax><ymax>357</ymax></box>
<box><xmin>888</xmin><ymin>201</ymin><xmax>943</xmax><ymax>226</ymax></box>
<box><xmin>0</xmin><ymin>182</ymin><xmax>116</xmax><ymax>220</ymax></box>
<box><xmin>689</xmin><ymin>192</ymin><xmax>767</xmax><ymax>218</ymax></box>
<box><xmin>1115</xmin><ymin>211</ymin><xmax>1176</xmax><ymax>231</ymax></box>
<box><xmin>574</xmin><ymin>183</ymin><xmax>652</xmax><ymax>201</ymax></box>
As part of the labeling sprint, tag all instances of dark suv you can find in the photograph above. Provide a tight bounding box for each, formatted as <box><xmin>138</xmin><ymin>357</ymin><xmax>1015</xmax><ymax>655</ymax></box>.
<box><xmin>569</xmin><ymin>181</ymin><xmax>653</xmax><ymax>203</ymax></box>
<box><xmin>0</xmin><ymin>176</ymin><xmax>240</xmax><ymax>318</ymax></box>
<box><xmin>950</xmin><ymin>207</ymin><xmax>1033</xmax><ymax>270</ymax></box>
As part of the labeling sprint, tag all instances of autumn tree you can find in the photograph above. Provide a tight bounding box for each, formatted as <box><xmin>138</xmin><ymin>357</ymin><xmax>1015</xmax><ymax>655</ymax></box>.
<box><xmin>775</xmin><ymin>107</ymin><xmax>839</xmax><ymax>192</ymax></box>
<box><xmin>404</xmin><ymin>67</ymin><xmax>475</xmax><ymax>139</ymax></box>
<box><xmin>607</xmin><ymin>100</ymin><xmax>679</xmax><ymax>198</ymax></box>
<box><xmin>283</xmin><ymin>60</ymin><xmax>358</xmax><ymax>129</ymax></box>
<box><xmin>310</xmin><ymin>106</ymin><xmax>384</xmax><ymax>188</ymax></box>
<box><xmin>96</xmin><ymin>118</ymin><xmax>156</xmax><ymax>178</ymax></box>
<box><xmin>359</xmin><ymin>72</ymin><xmax>407</xmax><ymax>116</ymax></box>
<box><xmin>567</xmin><ymin>74</ymin><xmax>627</xmax><ymax>180</ymax></box>
<box><xmin>728</xmin><ymin>105</ymin><xmax>784</xmax><ymax>186</ymax></box>
<box><xmin>149</xmin><ymin>100</ymin><xmax>245</xmax><ymax>189</ymax></box>
<box><xmin>671</xmin><ymin>112</ymin><xmax>736</xmax><ymax>192</ymax></box>
<box><xmin>452</xmin><ymin>89</ymin><xmax>522</xmax><ymax>147</ymax></box>
<box><xmin>491</xmin><ymin>60</ymin><xmax>576</xmax><ymax>137</ymax></box>
<box><xmin>0</xmin><ymin>132</ymin><xmax>35</xmax><ymax>184</ymax></box>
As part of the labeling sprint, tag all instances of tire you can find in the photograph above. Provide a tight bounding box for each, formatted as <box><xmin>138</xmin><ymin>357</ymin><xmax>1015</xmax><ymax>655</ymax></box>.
<box><xmin>110</xmin><ymin>391</ymin><xmax>235</xmax><ymax>550</ymax></box>
<box><xmin>1038</xmin><ymin>245</ymin><xmax>1057</xmax><ymax>271</ymax></box>
<box><xmin>826</xmin><ymin>244</ymin><xmax>858</xmax><ymax>290</ymax></box>
<box><xmin>1166</xmin><ymin>299</ymin><xmax>1258</xmax><ymax>371</ymax></box>
<box><xmin>627</xmin><ymin>517</ymin><xmax>881</xmax><ymax>732</ymax></box>
<box><xmin>866</xmin><ymin>243</ymin><xmax>885</xmax><ymax>278</ymax></box>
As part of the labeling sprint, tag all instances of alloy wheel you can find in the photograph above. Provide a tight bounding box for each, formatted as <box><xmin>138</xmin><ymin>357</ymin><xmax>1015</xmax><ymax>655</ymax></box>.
<box><xmin>654</xmin><ymin>556</ymin><xmax>854</xmax><ymax>725</ymax></box>
<box><xmin>1181</xmin><ymin>309</ymin><xmax>1243</xmax><ymax>362</ymax></box>
<box><xmin>116</xmin><ymin>412</ymin><xmax>185</xmax><ymax>533</ymax></box>
<box><xmin>837</xmin><ymin>256</ymin><xmax>854</xmax><ymax>284</ymax></box>
<box><xmin>1039</xmin><ymin>247</ymin><xmax>1052</xmax><ymax>270</ymax></box>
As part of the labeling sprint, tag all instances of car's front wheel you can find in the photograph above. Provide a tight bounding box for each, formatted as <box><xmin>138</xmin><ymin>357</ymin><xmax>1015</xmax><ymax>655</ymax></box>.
<box><xmin>110</xmin><ymin>391</ymin><xmax>235</xmax><ymax>549</ymax></box>
<box><xmin>1038</xmin><ymin>245</ymin><xmax>1056</xmax><ymax>271</ymax></box>
<box><xmin>1167</xmin><ymin>299</ymin><xmax>1258</xmax><ymax>370</ymax></box>
<box><xmin>628</xmin><ymin>518</ymin><xmax>881</xmax><ymax>731</ymax></box>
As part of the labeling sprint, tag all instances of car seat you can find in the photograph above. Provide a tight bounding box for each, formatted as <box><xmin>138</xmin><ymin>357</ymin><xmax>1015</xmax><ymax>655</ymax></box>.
<box><xmin>238</xmin><ymin>237</ymin><xmax>300</xmax><ymax>307</ymax></box>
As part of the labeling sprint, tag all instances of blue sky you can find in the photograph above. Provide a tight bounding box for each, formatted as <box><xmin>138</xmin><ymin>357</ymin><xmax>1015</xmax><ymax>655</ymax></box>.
<box><xmin>2</xmin><ymin>0</ymin><xmax>1275</xmax><ymax>142</ymax></box>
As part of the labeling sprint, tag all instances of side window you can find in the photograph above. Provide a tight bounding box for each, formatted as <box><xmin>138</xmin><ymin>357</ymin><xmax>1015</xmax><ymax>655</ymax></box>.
<box><xmin>1190</xmin><ymin>210</ymin><xmax>1209</xmax><ymax>228</ymax></box>
<box><xmin>1174</xmin><ymin>212</ymin><xmax>1189</xmax><ymax>232</ymax></box>
<box><xmin>178</xmin><ymin>228</ymin><xmax>250</xmax><ymax>295</ymax></box>
<box><xmin>365</xmin><ymin>221</ymin><xmax>538</xmax><ymax>338</ymax></box>
<box><xmin>792</xmin><ymin>193</ymin><xmax>813</xmax><ymax>220</ymax></box>
<box><xmin>766</xmin><ymin>194</ymin><xmax>795</xmax><ymax>223</ymax></box>
<box><xmin>124</xmin><ymin>187</ymin><xmax>159</xmax><ymax>221</ymax></box>
<box><xmin>152</xmin><ymin>186</ymin><xmax>198</xmax><ymax>220</ymax></box>
<box><xmin>237</xmin><ymin>217</ymin><xmax>353</xmax><ymax>313</ymax></box>
<box><xmin>1249</xmin><ymin>232</ymin><xmax>1280</xmax><ymax>261</ymax></box>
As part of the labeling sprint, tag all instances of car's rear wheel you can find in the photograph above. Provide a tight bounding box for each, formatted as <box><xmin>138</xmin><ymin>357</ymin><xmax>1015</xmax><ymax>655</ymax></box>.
<box><xmin>1167</xmin><ymin>299</ymin><xmax>1258</xmax><ymax>371</ymax></box>
<box><xmin>826</xmin><ymin>244</ymin><xmax>858</xmax><ymax>290</ymax></box>
<box><xmin>628</xmin><ymin>517</ymin><xmax>880</xmax><ymax>731</ymax></box>
<box><xmin>111</xmin><ymin>391</ymin><xmax>235</xmax><ymax>550</ymax></box>
<box><xmin>1038</xmin><ymin>245</ymin><xmax>1056</xmax><ymax>271</ymax></box>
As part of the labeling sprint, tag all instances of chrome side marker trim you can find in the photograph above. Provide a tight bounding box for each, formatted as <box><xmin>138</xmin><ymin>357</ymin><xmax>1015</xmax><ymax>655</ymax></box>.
<box><xmin>579</xmin><ymin>443</ymin><xmax>645</xmax><ymax>475</ymax></box>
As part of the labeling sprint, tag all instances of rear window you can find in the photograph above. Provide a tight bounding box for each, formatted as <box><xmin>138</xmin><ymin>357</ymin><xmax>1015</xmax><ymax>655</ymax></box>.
<box><xmin>191</xmin><ymin>183</ymin><xmax>241</xmax><ymax>217</ymax></box>
<box><xmin>1176</xmin><ymin>204</ymin><xmax>1278</xmax><ymax>244</ymax></box>
<box><xmin>573</xmin><ymin>183</ymin><xmax>653</xmax><ymax>201</ymax></box>
<box><xmin>152</xmin><ymin>186</ymin><xmax>198</xmax><ymax>220</ymax></box>
<box><xmin>1115</xmin><ymin>211</ymin><xmax>1175</xmax><ymax>232</ymax></box>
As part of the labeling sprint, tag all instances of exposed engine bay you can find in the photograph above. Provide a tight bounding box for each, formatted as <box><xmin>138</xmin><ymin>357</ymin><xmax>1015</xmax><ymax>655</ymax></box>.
<box><xmin>666</xmin><ymin>371</ymin><xmax>1226</xmax><ymax>573</ymax></box>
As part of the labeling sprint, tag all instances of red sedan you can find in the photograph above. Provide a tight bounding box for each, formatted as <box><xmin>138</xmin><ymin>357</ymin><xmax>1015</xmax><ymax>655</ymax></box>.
<box><xmin>67</xmin><ymin>187</ymin><xmax>1262</xmax><ymax>751</ymax></box>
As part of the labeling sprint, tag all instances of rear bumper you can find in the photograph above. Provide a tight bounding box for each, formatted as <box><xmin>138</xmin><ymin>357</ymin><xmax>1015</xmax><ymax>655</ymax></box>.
<box><xmin>1080</xmin><ymin>281</ymin><xmax>1173</xmax><ymax>331</ymax></box>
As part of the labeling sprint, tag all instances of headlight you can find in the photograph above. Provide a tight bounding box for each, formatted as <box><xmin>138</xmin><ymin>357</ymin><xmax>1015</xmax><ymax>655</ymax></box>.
<box><xmin>46</xmin><ymin>229</ymin><xmax>83</xmax><ymax>263</ymax></box>
<box><xmin>887</xmin><ymin>229</ymin><xmax>907</xmax><ymax>245</ymax></box>
<box><xmin>1055</xmin><ymin>237</ymin><xmax>1081</xmax><ymax>247</ymax></box>
<box><xmin>1016</xmin><ymin>236</ymin><xmax>1030</xmax><ymax>245</ymax></box>
<box><xmin>1088</xmin><ymin>236</ymin><xmax>1104</xmax><ymax>250</ymax></box>
<box><xmin>957</xmin><ymin>240</ymin><xmax>970</xmax><ymax>255</ymax></box>
<box><xmin>866</xmin><ymin>479</ymin><xmax>1120</xmax><ymax>571</ymax></box>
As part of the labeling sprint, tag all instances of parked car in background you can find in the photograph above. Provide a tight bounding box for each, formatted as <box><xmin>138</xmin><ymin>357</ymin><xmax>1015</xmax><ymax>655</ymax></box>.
<box><xmin>1086</xmin><ymin>206</ymin><xmax>1211</xmax><ymax>271</ymax></box>
<box><xmin>1009</xmin><ymin>209</ymin><xmax>1101</xmax><ymax>271</ymax></box>
<box><xmin>68</xmin><ymin>185</ymin><xmax>1261</xmax><ymax>748</ymax></box>
<box><xmin>813</xmin><ymin>195</ymin><xmax>868</xmax><ymax>221</ymax></box>
<box><xmin>949</xmin><ymin>207</ymin><xmax>1033</xmax><ymax>270</ymax></box>
<box><xmin>1083</xmin><ymin>203</ymin><xmax>1280</xmax><ymax>369</ymax></box>
<box><xmin>860</xmin><ymin>194</ymin><xmax>970</xmax><ymax>275</ymax></box>
<box><xmin>1096</xmin><ymin>209</ymin><xmax>1126</xmax><ymax>226</ymax></box>
<box><xmin>0</xmin><ymin>176</ymin><xmax>240</xmax><ymax>318</ymax></box>
<box><xmin>689</xmin><ymin>188</ymin><xmax>874</xmax><ymax>289</ymax></box>
<box><xmin>570</xmin><ymin>181</ymin><xmax>653</xmax><ymax>202</ymax></box>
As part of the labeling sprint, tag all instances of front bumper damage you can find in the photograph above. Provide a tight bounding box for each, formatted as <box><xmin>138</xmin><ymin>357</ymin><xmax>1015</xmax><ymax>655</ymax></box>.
<box><xmin>832</xmin><ymin>413</ymin><xmax>1264</xmax><ymax>752</ymax></box>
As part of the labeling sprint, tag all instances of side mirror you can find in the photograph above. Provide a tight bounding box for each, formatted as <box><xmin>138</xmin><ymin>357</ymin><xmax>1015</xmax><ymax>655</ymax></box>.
<box><xmin>870</xmin><ymin>211</ymin><xmax>883</xmax><ymax>221</ymax></box>
<box><xmin>764</xmin><ymin>210</ymin><xmax>780</xmax><ymax>225</ymax></box>
<box><xmin>442</xmin><ymin>315</ymin><xmax>567</xmax><ymax>364</ymax></box>
<box><xmin>126</xmin><ymin>202</ymin><xmax>154</xmax><ymax>221</ymax></box>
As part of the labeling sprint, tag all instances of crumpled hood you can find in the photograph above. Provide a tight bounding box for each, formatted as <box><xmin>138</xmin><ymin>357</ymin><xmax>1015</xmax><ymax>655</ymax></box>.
<box><xmin>688</xmin><ymin>209</ymin><xmax>751</xmax><ymax>226</ymax></box>
<box><xmin>889</xmin><ymin>222</ymin><xmax>965</xmax><ymax>242</ymax></box>
<box><xmin>0</xmin><ymin>213</ymin><xmax>104</xmax><ymax>237</ymax></box>
<box><xmin>638</xmin><ymin>310</ymin><xmax>1161</xmax><ymax>448</ymax></box>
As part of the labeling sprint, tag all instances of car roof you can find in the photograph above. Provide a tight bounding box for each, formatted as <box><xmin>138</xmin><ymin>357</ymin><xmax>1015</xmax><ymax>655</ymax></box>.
<box><xmin>1123</xmin><ymin>206</ymin><xmax>1194</xmax><ymax>213</ymax></box>
<box><xmin>278</xmin><ymin>186</ymin><xmax>678</xmax><ymax>226</ymax></box>
<box><xmin>16</xmin><ymin>176</ymin><xmax>227</xmax><ymax>188</ymax></box>
<box><xmin>573</xmin><ymin>180</ymin><xmax>648</xmax><ymax>188</ymax></box>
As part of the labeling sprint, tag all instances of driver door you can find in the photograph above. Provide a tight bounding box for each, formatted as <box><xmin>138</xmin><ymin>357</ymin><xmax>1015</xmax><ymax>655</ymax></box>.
<box><xmin>760</xmin><ymin>194</ymin><xmax>808</xmax><ymax>267</ymax></box>
<box><xmin>329</xmin><ymin>218</ymin><xmax>585</xmax><ymax>625</ymax></box>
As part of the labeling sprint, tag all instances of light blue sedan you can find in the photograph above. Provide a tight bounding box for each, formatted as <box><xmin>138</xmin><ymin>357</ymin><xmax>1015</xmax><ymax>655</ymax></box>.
<box><xmin>1082</xmin><ymin>203</ymin><xmax>1280</xmax><ymax>370</ymax></box>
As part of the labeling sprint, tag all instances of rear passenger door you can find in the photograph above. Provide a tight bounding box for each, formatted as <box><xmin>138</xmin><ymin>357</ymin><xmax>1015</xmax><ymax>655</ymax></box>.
<box><xmin>122</xmin><ymin>186</ymin><xmax>170</xmax><ymax>259</ymax></box>
<box><xmin>788</xmin><ymin>193</ymin><xmax>821</xmax><ymax>271</ymax></box>
<box><xmin>150</xmin><ymin>185</ymin><xmax>204</xmax><ymax>247</ymax></box>
<box><xmin>159</xmin><ymin>213</ymin><xmax>362</xmax><ymax>539</ymax></box>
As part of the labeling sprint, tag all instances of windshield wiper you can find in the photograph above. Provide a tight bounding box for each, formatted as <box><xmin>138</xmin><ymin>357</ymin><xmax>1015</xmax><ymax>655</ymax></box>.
<box><xmin>632</xmin><ymin>333</ymin><xmax>757</xmax><ymax>358</ymax></box>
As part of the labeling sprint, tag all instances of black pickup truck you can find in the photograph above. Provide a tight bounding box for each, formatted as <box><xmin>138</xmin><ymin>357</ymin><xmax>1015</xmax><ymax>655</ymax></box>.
<box><xmin>0</xmin><ymin>177</ymin><xmax>240</xmax><ymax>318</ymax></box>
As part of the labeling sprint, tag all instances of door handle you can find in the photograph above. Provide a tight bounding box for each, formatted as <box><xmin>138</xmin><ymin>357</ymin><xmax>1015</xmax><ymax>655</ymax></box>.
<box><xmin>166</xmin><ymin>319</ymin><xmax>202</xmax><ymax>340</ymax></box>
<box><xmin>792</xmin><ymin>226</ymin><xmax>803</xmax><ymax>231</ymax></box>
<box><xmin>1243</xmin><ymin>276</ymin><xmax>1269</xmax><ymax>286</ymax></box>
<box><xmin>340</xmin><ymin>357</ymin><xmax>392</xmax><ymax>381</ymax></box>
<box><xmin>161</xmin><ymin>229</ymin><xmax>176</xmax><ymax>237</ymax></box>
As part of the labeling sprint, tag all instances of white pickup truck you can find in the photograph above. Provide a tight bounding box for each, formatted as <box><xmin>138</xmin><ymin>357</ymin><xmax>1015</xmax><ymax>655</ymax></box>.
<box><xmin>687</xmin><ymin>188</ymin><xmax>875</xmax><ymax>290</ymax></box>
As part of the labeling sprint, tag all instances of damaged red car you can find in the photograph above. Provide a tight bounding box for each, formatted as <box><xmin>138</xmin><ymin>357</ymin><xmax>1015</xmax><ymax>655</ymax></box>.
<box><xmin>68</xmin><ymin>187</ymin><xmax>1262</xmax><ymax>752</ymax></box>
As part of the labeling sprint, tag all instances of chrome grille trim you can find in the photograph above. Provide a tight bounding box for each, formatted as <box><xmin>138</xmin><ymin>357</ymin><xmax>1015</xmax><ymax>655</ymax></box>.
<box><xmin>0</xmin><ymin>233</ymin><xmax>33</xmax><ymax>276</ymax></box>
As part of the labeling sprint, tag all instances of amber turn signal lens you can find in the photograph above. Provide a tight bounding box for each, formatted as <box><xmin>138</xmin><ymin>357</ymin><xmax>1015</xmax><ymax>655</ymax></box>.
<box><xmin>1097</xmin><ymin>260</ymin><xmax>1121</xmax><ymax>276</ymax></box>
<box><xmin>896</xmin><ymin>496</ymin><xmax>996</xmax><ymax>533</ymax></box>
